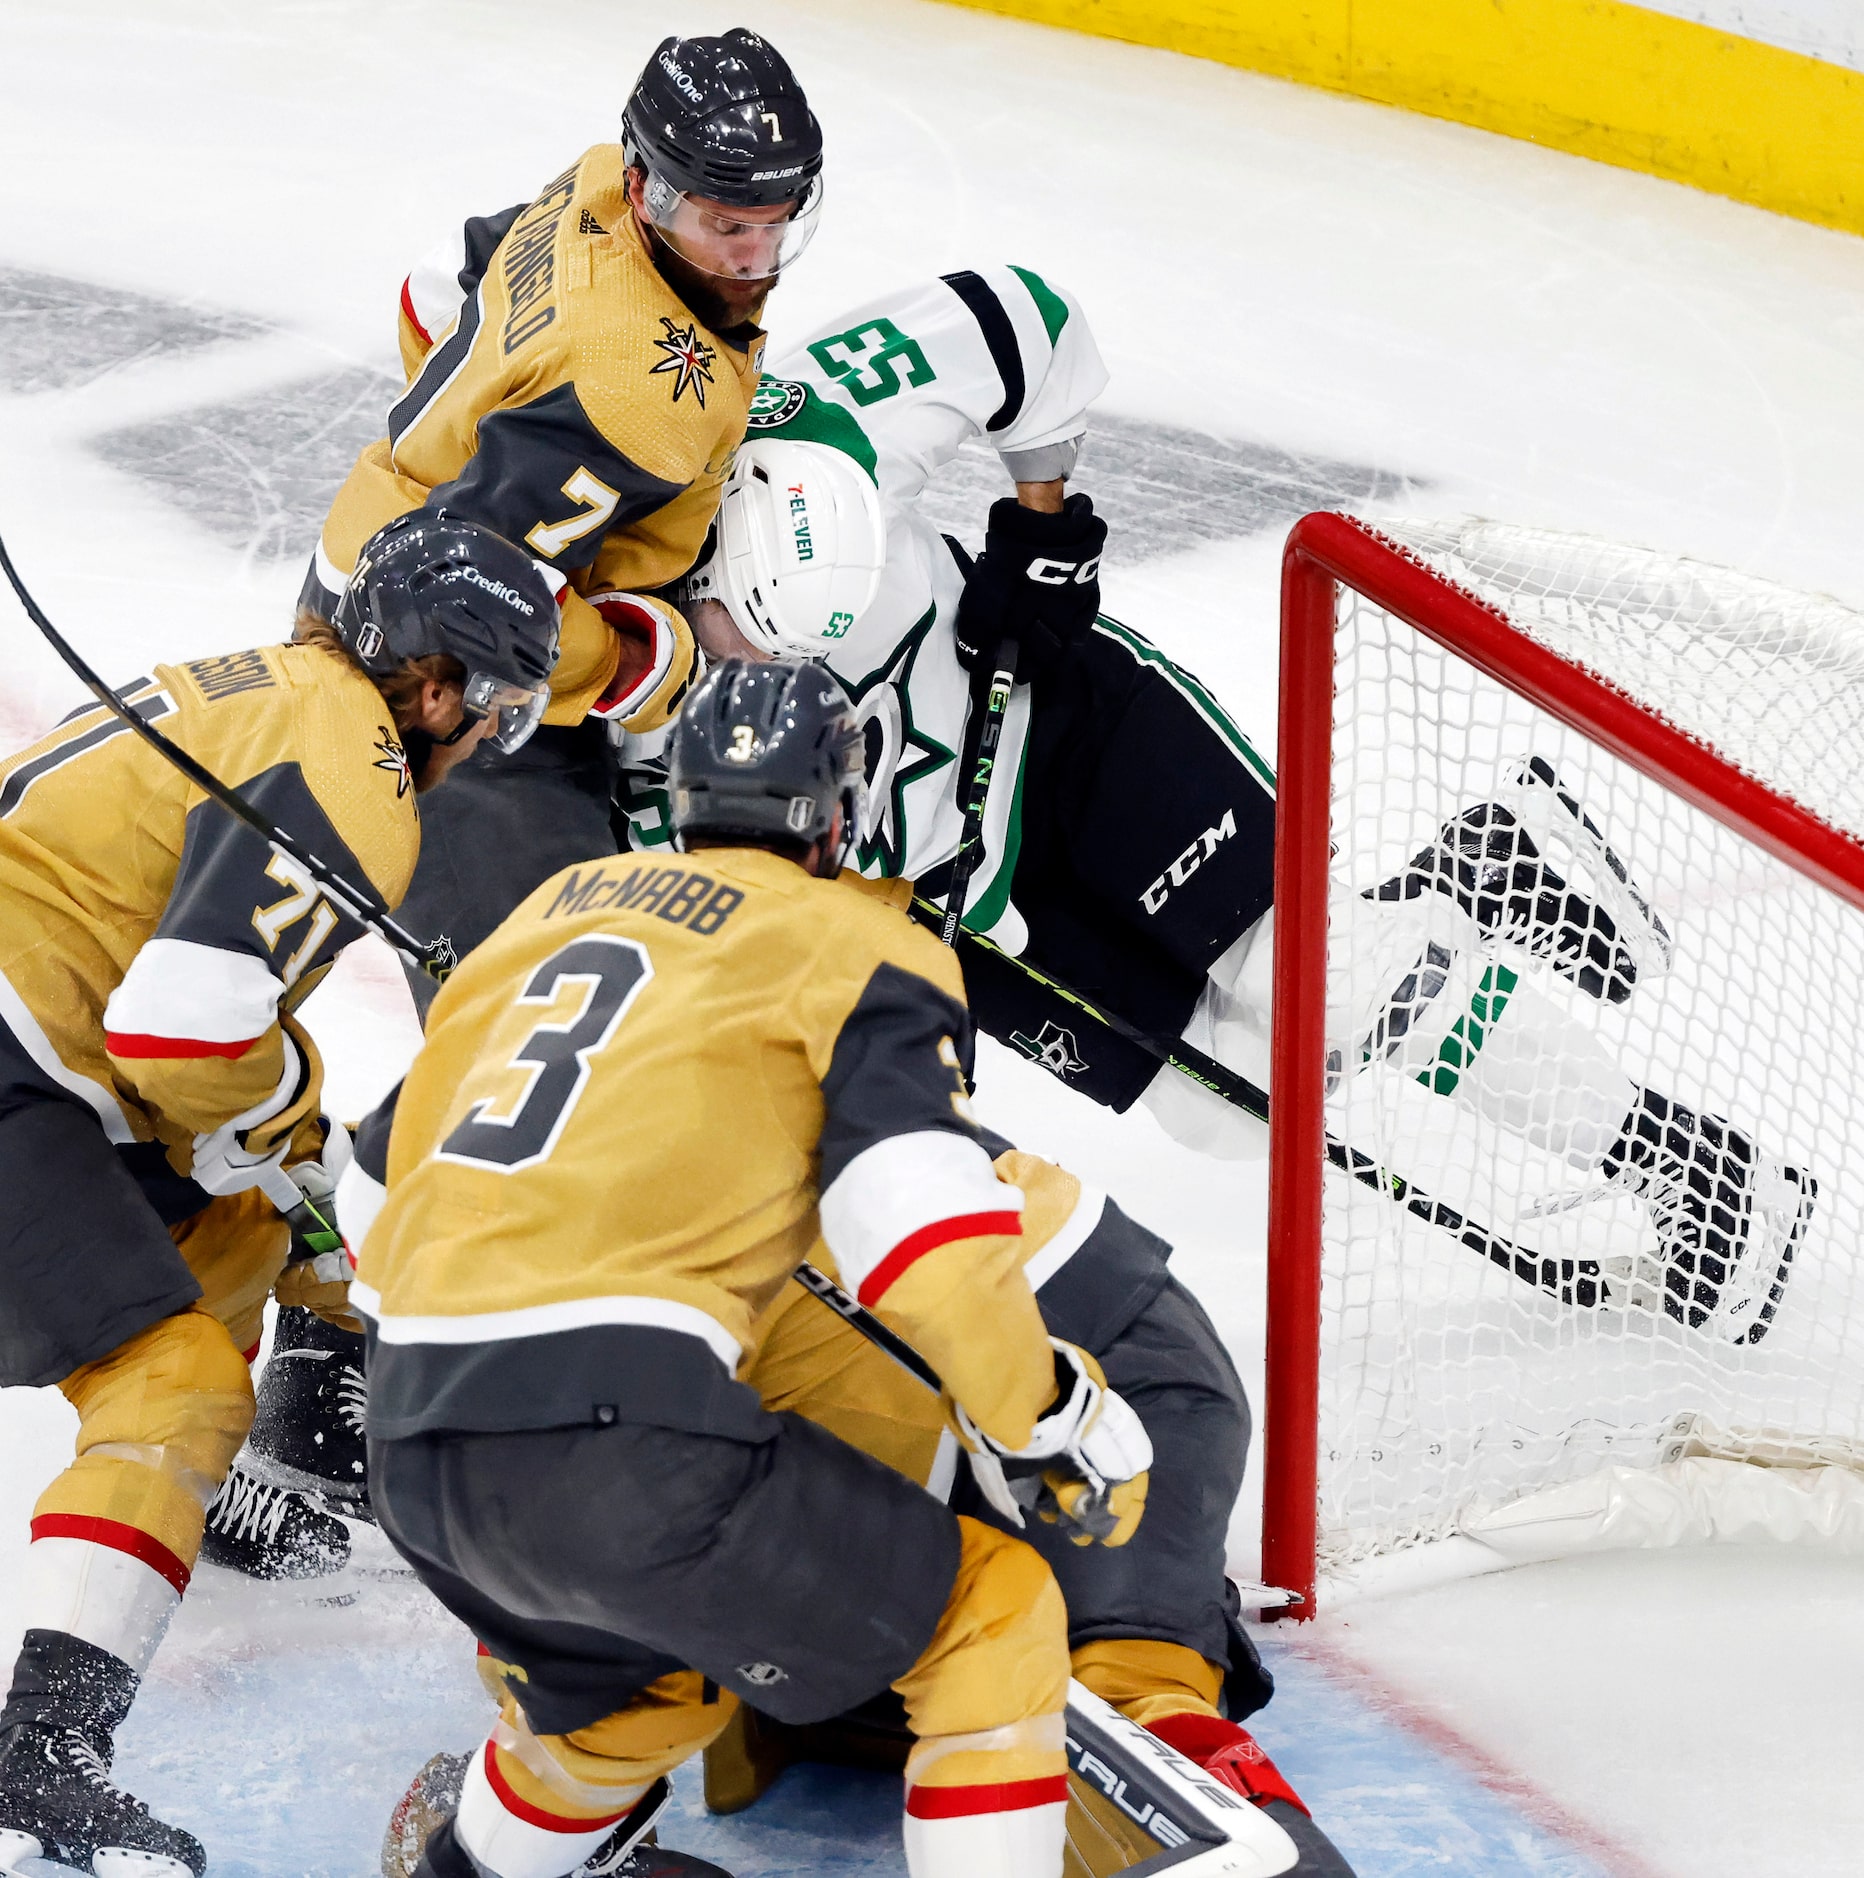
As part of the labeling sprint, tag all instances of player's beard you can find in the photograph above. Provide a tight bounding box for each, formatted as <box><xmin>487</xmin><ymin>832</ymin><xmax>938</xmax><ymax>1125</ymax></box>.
<box><xmin>646</xmin><ymin>230</ymin><xmax>773</xmax><ymax>334</ymax></box>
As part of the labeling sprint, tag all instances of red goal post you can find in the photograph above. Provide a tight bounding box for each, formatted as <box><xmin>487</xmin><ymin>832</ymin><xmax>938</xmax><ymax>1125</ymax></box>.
<box><xmin>1263</xmin><ymin>512</ymin><xmax>1864</xmax><ymax>1620</ymax></box>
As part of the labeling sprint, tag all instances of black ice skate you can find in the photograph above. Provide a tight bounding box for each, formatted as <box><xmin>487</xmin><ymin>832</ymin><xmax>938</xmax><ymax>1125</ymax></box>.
<box><xmin>246</xmin><ymin>1306</ymin><xmax>371</xmax><ymax>1516</ymax></box>
<box><xmin>1602</xmin><ymin>1088</ymin><xmax>1815</xmax><ymax>1344</ymax></box>
<box><xmin>1370</xmin><ymin>757</ymin><xmax>1668</xmax><ymax>1005</ymax></box>
<box><xmin>197</xmin><ymin>1465</ymin><xmax>350</xmax><ymax>1580</ymax></box>
<box><xmin>0</xmin><ymin>1723</ymin><xmax>204</xmax><ymax>1877</ymax></box>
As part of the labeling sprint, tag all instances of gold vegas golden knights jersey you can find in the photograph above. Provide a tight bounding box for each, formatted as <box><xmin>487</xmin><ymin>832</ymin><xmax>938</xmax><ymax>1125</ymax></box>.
<box><xmin>0</xmin><ymin>646</ymin><xmax>419</xmax><ymax>1171</ymax></box>
<box><xmin>349</xmin><ymin>851</ymin><xmax>1060</xmax><ymax>1454</ymax></box>
<box><xmin>312</xmin><ymin>144</ymin><xmax>764</xmax><ymax>726</ymax></box>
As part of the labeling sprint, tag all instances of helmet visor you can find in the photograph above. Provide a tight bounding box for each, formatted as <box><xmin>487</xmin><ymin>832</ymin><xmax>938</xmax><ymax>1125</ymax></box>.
<box><xmin>646</xmin><ymin>176</ymin><xmax>824</xmax><ymax>281</ymax></box>
<box><xmin>463</xmin><ymin>671</ymin><xmax>551</xmax><ymax>754</ymax></box>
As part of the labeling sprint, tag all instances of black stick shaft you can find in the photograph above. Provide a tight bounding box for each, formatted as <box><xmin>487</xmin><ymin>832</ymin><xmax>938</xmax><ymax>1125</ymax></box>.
<box><xmin>0</xmin><ymin>531</ymin><xmax>453</xmax><ymax>981</ymax></box>
<box><xmin>939</xmin><ymin>646</ymin><xmax>1018</xmax><ymax>948</ymax></box>
<box><xmin>792</xmin><ymin>1261</ymin><xmax>942</xmax><ymax>1392</ymax></box>
<box><xmin>923</xmin><ymin>907</ymin><xmax>1603</xmax><ymax>1306</ymax></box>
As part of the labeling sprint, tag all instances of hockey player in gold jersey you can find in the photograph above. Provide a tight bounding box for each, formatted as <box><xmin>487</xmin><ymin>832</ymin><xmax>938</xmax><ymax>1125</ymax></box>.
<box><xmin>0</xmin><ymin>515</ymin><xmax>560</xmax><ymax>1877</ymax></box>
<box><xmin>236</xmin><ymin>30</ymin><xmax>831</xmax><ymax>1584</ymax></box>
<box><xmin>340</xmin><ymin>660</ymin><xmax>1153</xmax><ymax>1878</ymax></box>
<box><xmin>300</xmin><ymin>29</ymin><xmax>825</xmax><ymax>1006</ymax></box>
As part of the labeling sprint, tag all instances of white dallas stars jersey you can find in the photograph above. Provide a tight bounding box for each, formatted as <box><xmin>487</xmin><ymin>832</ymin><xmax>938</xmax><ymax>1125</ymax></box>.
<box><xmin>616</xmin><ymin>265</ymin><xmax>1107</xmax><ymax>945</ymax></box>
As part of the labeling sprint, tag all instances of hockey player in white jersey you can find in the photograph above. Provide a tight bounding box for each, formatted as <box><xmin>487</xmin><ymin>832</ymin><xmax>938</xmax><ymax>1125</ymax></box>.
<box><xmin>637</xmin><ymin>267</ymin><xmax>1812</xmax><ymax>1347</ymax></box>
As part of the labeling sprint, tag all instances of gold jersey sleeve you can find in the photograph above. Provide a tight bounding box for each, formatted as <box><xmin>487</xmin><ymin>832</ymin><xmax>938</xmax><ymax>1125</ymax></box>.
<box><xmin>317</xmin><ymin>146</ymin><xmax>761</xmax><ymax>725</ymax></box>
<box><xmin>355</xmin><ymin>848</ymin><xmax>1056</xmax><ymax>1447</ymax></box>
<box><xmin>0</xmin><ymin>646</ymin><xmax>419</xmax><ymax>1157</ymax></box>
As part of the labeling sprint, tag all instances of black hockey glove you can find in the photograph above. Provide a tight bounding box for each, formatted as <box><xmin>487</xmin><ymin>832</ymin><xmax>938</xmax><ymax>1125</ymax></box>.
<box><xmin>954</xmin><ymin>493</ymin><xmax>1106</xmax><ymax>683</ymax></box>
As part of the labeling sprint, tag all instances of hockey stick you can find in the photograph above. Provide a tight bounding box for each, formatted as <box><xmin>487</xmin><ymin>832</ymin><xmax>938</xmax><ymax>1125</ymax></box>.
<box><xmin>792</xmin><ymin>1256</ymin><xmax>1306</xmax><ymax>1874</ymax></box>
<box><xmin>918</xmin><ymin>907</ymin><xmax>1607</xmax><ymax>1309</ymax></box>
<box><xmin>937</xmin><ymin>642</ymin><xmax>1018</xmax><ymax>947</ymax></box>
<box><xmin>0</xmin><ymin>531</ymin><xmax>455</xmax><ymax>982</ymax></box>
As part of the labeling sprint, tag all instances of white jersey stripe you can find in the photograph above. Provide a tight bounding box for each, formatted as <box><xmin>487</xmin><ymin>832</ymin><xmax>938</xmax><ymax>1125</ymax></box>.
<box><xmin>103</xmin><ymin>937</ymin><xmax>282</xmax><ymax>1050</ymax></box>
<box><xmin>820</xmin><ymin>1129</ymin><xmax>1024</xmax><ymax>1297</ymax></box>
<box><xmin>0</xmin><ymin>965</ymin><xmax>135</xmax><ymax>1142</ymax></box>
<box><xmin>348</xmin><ymin>1282</ymin><xmax>742</xmax><ymax>1374</ymax></box>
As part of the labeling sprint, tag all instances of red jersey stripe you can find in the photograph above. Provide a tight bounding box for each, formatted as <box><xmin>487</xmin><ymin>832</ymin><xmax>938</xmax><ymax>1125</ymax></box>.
<box><xmin>480</xmin><ymin>1743</ymin><xmax>627</xmax><ymax>1834</ymax></box>
<box><xmin>856</xmin><ymin>1210</ymin><xmax>1024</xmax><ymax>1308</ymax></box>
<box><xmin>400</xmin><ymin>278</ymin><xmax>432</xmax><ymax>347</ymax></box>
<box><xmin>905</xmin><ymin>1775</ymin><xmax>1070</xmax><ymax>1819</ymax></box>
<box><xmin>104</xmin><ymin>1031</ymin><xmax>257</xmax><ymax>1061</ymax></box>
<box><xmin>29</xmin><ymin>1514</ymin><xmax>191</xmax><ymax>1597</ymax></box>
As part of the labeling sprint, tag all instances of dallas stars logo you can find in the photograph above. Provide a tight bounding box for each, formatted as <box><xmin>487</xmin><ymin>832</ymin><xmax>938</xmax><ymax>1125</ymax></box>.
<box><xmin>837</xmin><ymin>607</ymin><xmax>955</xmax><ymax>878</ymax></box>
<box><xmin>1009</xmin><ymin>1022</ymin><xmax>1089</xmax><ymax>1080</ymax></box>
<box><xmin>373</xmin><ymin>728</ymin><xmax>412</xmax><ymax>798</ymax></box>
<box><xmin>650</xmin><ymin>317</ymin><xmax>716</xmax><ymax>407</ymax></box>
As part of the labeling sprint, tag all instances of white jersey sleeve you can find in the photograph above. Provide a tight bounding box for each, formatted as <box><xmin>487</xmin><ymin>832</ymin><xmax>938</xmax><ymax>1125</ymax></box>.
<box><xmin>764</xmin><ymin>265</ymin><xmax>1108</xmax><ymax>511</ymax></box>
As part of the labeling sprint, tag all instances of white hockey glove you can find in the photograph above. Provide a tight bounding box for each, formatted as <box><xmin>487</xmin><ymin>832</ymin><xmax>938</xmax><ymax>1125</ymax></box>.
<box><xmin>190</xmin><ymin>1033</ymin><xmax>313</xmax><ymax>1199</ymax></box>
<box><xmin>948</xmin><ymin>1339</ymin><xmax>1153</xmax><ymax>1548</ymax></box>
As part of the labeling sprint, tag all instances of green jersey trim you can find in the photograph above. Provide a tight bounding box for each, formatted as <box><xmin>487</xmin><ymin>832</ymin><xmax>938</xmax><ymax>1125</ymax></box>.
<box><xmin>1090</xmin><ymin>616</ymin><xmax>1277</xmax><ymax>798</ymax></box>
<box><xmin>746</xmin><ymin>376</ymin><xmax>879</xmax><ymax>483</ymax></box>
<box><xmin>962</xmin><ymin>738</ymin><xmax>1030</xmax><ymax>935</ymax></box>
<box><xmin>1009</xmin><ymin>266</ymin><xmax>1070</xmax><ymax>348</ymax></box>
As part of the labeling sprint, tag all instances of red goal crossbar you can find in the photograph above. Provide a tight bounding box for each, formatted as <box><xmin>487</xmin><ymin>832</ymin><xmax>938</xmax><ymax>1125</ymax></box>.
<box><xmin>1261</xmin><ymin>512</ymin><xmax>1864</xmax><ymax>1620</ymax></box>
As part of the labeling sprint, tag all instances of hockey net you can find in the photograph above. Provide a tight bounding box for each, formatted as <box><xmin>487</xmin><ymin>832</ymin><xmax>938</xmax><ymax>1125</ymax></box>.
<box><xmin>1263</xmin><ymin>513</ymin><xmax>1864</xmax><ymax>1614</ymax></box>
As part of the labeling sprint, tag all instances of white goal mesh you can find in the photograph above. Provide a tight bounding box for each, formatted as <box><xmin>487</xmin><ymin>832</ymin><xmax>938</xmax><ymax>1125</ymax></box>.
<box><xmin>1312</xmin><ymin>517</ymin><xmax>1864</xmax><ymax>1577</ymax></box>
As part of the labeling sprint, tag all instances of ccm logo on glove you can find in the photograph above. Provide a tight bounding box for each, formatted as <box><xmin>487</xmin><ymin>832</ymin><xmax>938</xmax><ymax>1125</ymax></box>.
<box><xmin>1027</xmin><ymin>554</ymin><xmax>1102</xmax><ymax>586</ymax></box>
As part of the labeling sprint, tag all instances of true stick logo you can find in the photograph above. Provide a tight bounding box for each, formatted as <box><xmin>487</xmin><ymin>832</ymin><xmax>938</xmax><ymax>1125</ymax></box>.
<box><xmin>1010</xmin><ymin>1021</ymin><xmax>1088</xmax><ymax>1079</ymax></box>
<box><xmin>1141</xmin><ymin>808</ymin><xmax>1237</xmax><ymax>914</ymax></box>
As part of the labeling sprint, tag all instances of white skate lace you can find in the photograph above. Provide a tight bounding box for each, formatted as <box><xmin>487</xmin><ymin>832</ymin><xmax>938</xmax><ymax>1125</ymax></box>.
<box><xmin>337</xmin><ymin>1366</ymin><xmax>368</xmax><ymax>1438</ymax></box>
<box><xmin>207</xmin><ymin>1468</ymin><xmax>297</xmax><ymax>1545</ymax></box>
<box><xmin>64</xmin><ymin>1734</ymin><xmax>113</xmax><ymax>1789</ymax></box>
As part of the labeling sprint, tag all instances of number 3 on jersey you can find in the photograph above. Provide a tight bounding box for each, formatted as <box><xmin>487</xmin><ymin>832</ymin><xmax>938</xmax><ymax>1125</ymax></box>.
<box><xmin>437</xmin><ymin>936</ymin><xmax>651</xmax><ymax>1172</ymax></box>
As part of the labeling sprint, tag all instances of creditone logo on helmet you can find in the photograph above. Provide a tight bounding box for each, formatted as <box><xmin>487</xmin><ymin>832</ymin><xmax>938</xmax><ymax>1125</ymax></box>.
<box><xmin>788</xmin><ymin>483</ymin><xmax>813</xmax><ymax>561</ymax></box>
<box><xmin>461</xmin><ymin>567</ymin><xmax>536</xmax><ymax>615</ymax></box>
<box><xmin>657</xmin><ymin>50</ymin><xmax>706</xmax><ymax>102</ymax></box>
<box><xmin>747</xmin><ymin>376</ymin><xmax>808</xmax><ymax>429</ymax></box>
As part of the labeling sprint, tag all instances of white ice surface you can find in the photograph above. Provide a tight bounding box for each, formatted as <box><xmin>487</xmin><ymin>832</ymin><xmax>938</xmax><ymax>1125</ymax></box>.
<box><xmin>5</xmin><ymin>1</ymin><xmax>1864</xmax><ymax>1873</ymax></box>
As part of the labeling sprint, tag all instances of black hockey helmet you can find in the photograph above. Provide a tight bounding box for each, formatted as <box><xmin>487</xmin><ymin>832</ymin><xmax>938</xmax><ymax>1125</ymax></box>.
<box><xmin>334</xmin><ymin>512</ymin><xmax>559</xmax><ymax>754</ymax></box>
<box><xmin>624</xmin><ymin>30</ymin><xmax>823</xmax><ymax>209</ymax></box>
<box><xmin>669</xmin><ymin>657</ymin><xmax>865</xmax><ymax>857</ymax></box>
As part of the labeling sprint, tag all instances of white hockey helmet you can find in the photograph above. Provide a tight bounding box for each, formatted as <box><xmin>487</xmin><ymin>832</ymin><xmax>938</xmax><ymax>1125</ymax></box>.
<box><xmin>686</xmin><ymin>437</ymin><xmax>886</xmax><ymax>657</ymax></box>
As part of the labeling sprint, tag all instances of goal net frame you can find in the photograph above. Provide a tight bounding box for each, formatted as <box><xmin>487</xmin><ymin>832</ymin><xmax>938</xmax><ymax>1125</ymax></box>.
<box><xmin>1261</xmin><ymin>510</ymin><xmax>1864</xmax><ymax>1620</ymax></box>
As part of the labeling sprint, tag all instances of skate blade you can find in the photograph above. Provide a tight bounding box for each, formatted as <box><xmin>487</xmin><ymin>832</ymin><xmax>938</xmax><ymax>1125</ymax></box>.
<box><xmin>93</xmin><ymin>1852</ymin><xmax>197</xmax><ymax>1878</ymax></box>
<box><xmin>0</xmin><ymin>1827</ymin><xmax>44</xmax><ymax>1875</ymax></box>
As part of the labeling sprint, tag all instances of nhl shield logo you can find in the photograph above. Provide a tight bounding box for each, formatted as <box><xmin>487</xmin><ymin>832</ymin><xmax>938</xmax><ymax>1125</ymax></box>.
<box><xmin>1010</xmin><ymin>1021</ymin><xmax>1088</xmax><ymax>1080</ymax></box>
<box><xmin>736</xmin><ymin>1661</ymin><xmax>787</xmax><ymax>1688</ymax></box>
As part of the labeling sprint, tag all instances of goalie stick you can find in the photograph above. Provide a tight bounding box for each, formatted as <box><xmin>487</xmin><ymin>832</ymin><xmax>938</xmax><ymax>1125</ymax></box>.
<box><xmin>792</xmin><ymin>1258</ymin><xmax>1307</xmax><ymax>1876</ymax></box>
<box><xmin>0</xmin><ymin>530</ymin><xmax>455</xmax><ymax>983</ymax></box>
<box><xmin>913</xmin><ymin>903</ymin><xmax>1609</xmax><ymax>1310</ymax></box>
